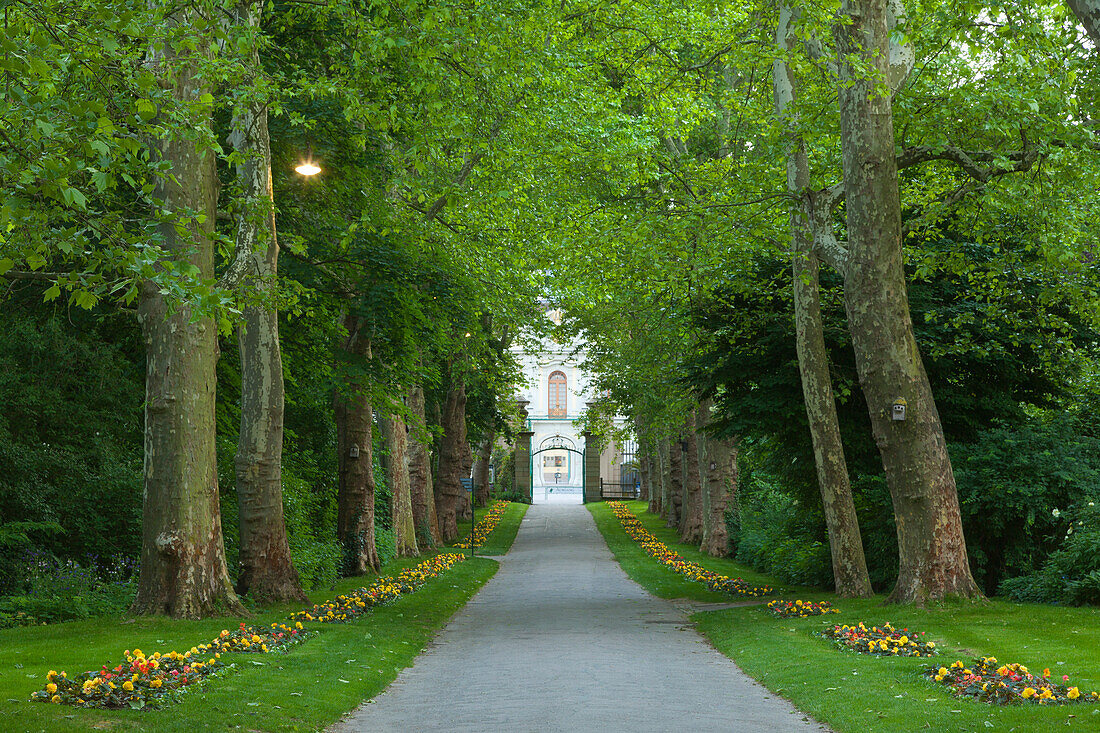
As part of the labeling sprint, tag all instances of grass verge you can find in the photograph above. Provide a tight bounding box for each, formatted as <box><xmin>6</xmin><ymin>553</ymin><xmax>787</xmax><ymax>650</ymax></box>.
<box><xmin>473</xmin><ymin>501</ymin><xmax>528</xmax><ymax>556</ymax></box>
<box><xmin>0</xmin><ymin>555</ymin><xmax>497</xmax><ymax>732</ymax></box>
<box><xmin>588</xmin><ymin>499</ymin><xmax>805</xmax><ymax>601</ymax></box>
<box><xmin>594</xmin><ymin>500</ymin><xmax>1100</xmax><ymax>732</ymax></box>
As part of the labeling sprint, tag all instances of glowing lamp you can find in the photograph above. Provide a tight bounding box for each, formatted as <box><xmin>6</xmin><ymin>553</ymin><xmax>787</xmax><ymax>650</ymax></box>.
<box><xmin>295</xmin><ymin>161</ymin><xmax>321</xmax><ymax>176</ymax></box>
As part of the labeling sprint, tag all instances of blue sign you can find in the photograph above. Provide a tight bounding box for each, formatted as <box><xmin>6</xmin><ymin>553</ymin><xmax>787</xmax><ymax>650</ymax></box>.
<box><xmin>460</xmin><ymin>478</ymin><xmax>473</xmax><ymax>492</ymax></box>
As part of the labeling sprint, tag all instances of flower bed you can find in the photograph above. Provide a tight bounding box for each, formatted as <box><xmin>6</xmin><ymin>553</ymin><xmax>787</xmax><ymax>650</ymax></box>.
<box><xmin>768</xmin><ymin>599</ymin><xmax>840</xmax><ymax>618</ymax></box>
<box><xmin>821</xmin><ymin>622</ymin><xmax>937</xmax><ymax>657</ymax></box>
<box><xmin>33</xmin><ymin>552</ymin><xmax>468</xmax><ymax>708</ymax></box>
<box><xmin>289</xmin><ymin>553</ymin><xmax>467</xmax><ymax>623</ymax></box>
<box><xmin>608</xmin><ymin>501</ymin><xmax>771</xmax><ymax>598</ymax></box>
<box><xmin>213</xmin><ymin>622</ymin><xmax>313</xmax><ymax>653</ymax></box>
<box><xmin>456</xmin><ymin>500</ymin><xmax>510</xmax><ymax>549</ymax></box>
<box><xmin>925</xmin><ymin>657</ymin><xmax>1100</xmax><ymax>705</ymax></box>
<box><xmin>30</xmin><ymin>645</ymin><xmax>227</xmax><ymax>709</ymax></box>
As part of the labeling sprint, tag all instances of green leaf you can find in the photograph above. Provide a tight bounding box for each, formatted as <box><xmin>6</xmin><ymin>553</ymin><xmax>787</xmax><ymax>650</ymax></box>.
<box><xmin>43</xmin><ymin>284</ymin><xmax>61</xmax><ymax>301</ymax></box>
<box><xmin>0</xmin><ymin>258</ymin><xmax>12</xmax><ymax>276</ymax></box>
<box><xmin>136</xmin><ymin>99</ymin><xmax>157</xmax><ymax>121</ymax></box>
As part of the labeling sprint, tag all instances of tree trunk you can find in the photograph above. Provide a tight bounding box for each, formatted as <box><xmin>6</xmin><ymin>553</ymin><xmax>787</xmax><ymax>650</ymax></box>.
<box><xmin>696</xmin><ymin>400</ymin><xmax>716</xmax><ymax>553</ymax></box>
<box><xmin>381</xmin><ymin>411</ymin><xmax>418</xmax><ymax>558</ymax></box>
<box><xmin>228</xmin><ymin>0</ymin><xmax>306</xmax><ymax>604</ymax></box>
<box><xmin>458</xmin><ymin>437</ymin><xmax>474</xmax><ymax>521</ymax></box>
<box><xmin>835</xmin><ymin>0</ymin><xmax>980</xmax><ymax>603</ymax></box>
<box><xmin>700</xmin><ymin>433</ymin><xmax>736</xmax><ymax>558</ymax></box>
<box><xmin>679</xmin><ymin>411</ymin><xmax>704</xmax><ymax>544</ymax></box>
<box><xmin>472</xmin><ymin>431</ymin><xmax>494</xmax><ymax>507</ymax></box>
<box><xmin>666</xmin><ymin>437</ymin><xmax>683</xmax><ymax>528</ymax></box>
<box><xmin>657</xmin><ymin>438</ymin><xmax>672</xmax><ymax>521</ymax></box>
<box><xmin>335</xmin><ymin>314</ymin><xmax>379</xmax><ymax>575</ymax></box>
<box><xmin>646</xmin><ymin>443</ymin><xmax>662</xmax><ymax>514</ymax></box>
<box><xmin>774</xmin><ymin>3</ymin><xmax>873</xmax><ymax>598</ymax></box>
<box><xmin>130</xmin><ymin>26</ymin><xmax>243</xmax><ymax>618</ymax></box>
<box><xmin>436</xmin><ymin>381</ymin><xmax>468</xmax><ymax>541</ymax></box>
<box><xmin>637</xmin><ymin>439</ymin><xmax>651</xmax><ymax>503</ymax></box>
<box><xmin>1066</xmin><ymin>0</ymin><xmax>1100</xmax><ymax>45</ymax></box>
<box><xmin>407</xmin><ymin>385</ymin><xmax>441</xmax><ymax>548</ymax></box>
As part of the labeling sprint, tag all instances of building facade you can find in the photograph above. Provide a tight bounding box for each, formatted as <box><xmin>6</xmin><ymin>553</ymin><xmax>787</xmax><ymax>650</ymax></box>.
<box><xmin>512</xmin><ymin>311</ymin><xmax>630</xmax><ymax>504</ymax></box>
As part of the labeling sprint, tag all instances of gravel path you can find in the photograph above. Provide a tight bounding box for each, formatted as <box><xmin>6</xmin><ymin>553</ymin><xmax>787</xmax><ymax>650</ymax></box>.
<box><xmin>331</xmin><ymin>504</ymin><xmax>830</xmax><ymax>733</ymax></box>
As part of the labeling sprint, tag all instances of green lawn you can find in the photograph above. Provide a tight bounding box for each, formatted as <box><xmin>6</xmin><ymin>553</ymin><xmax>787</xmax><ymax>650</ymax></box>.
<box><xmin>592</xmin><ymin>500</ymin><xmax>1100</xmax><ymax>732</ymax></box>
<box><xmin>588</xmin><ymin>499</ymin><xmax>809</xmax><ymax>601</ymax></box>
<box><xmin>1</xmin><ymin>506</ymin><xmax>529</xmax><ymax>733</ymax></box>
<box><xmin>473</xmin><ymin>501</ymin><xmax>528</xmax><ymax>556</ymax></box>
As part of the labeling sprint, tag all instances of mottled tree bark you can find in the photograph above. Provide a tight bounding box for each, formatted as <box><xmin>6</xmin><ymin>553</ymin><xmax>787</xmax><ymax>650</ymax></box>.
<box><xmin>701</xmin><ymin>433</ymin><xmax>737</xmax><ymax>558</ymax></box>
<box><xmin>436</xmin><ymin>381</ymin><xmax>468</xmax><ymax>541</ymax></box>
<box><xmin>1067</xmin><ymin>0</ymin><xmax>1100</xmax><ymax>44</ymax></box>
<box><xmin>646</xmin><ymin>442</ymin><xmax>662</xmax><ymax>514</ymax></box>
<box><xmin>457</xmin><ymin>437</ymin><xmax>474</xmax><ymax>521</ymax></box>
<box><xmin>335</xmin><ymin>315</ymin><xmax>379</xmax><ymax>574</ymax></box>
<box><xmin>407</xmin><ymin>385</ymin><xmax>441</xmax><ymax>548</ymax></box>
<box><xmin>835</xmin><ymin>0</ymin><xmax>980</xmax><ymax>603</ymax></box>
<box><xmin>697</xmin><ymin>394</ymin><xmax>736</xmax><ymax>558</ymax></box>
<box><xmin>679</xmin><ymin>410</ymin><xmax>704</xmax><ymax>545</ymax></box>
<box><xmin>381</xmin><ymin>411</ymin><xmax>418</xmax><ymax>558</ymax></box>
<box><xmin>666</xmin><ymin>437</ymin><xmax>683</xmax><ymax>528</ymax></box>
<box><xmin>637</xmin><ymin>440</ymin><xmax>652</xmax><ymax>503</ymax></box>
<box><xmin>130</xmin><ymin>23</ymin><xmax>243</xmax><ymax>618</ymax></box>
<box><xmin>472</xmin><ymin>431</ymin><xmax>494</xmax><ymax>507</ymax></box>
<box><xmin>228</xmin><ymin>0</ymin><xmax>306</xmax><ymax>603</ymax></box>
<box><xmin>657</xmin><ymin>438</ymin><xmax>672</xmax><ymax>522</ymax></box>
<box><xmin>774</xmin><ymin>3</ymin><xmax>873</xmax><ymax>598</ymax></box>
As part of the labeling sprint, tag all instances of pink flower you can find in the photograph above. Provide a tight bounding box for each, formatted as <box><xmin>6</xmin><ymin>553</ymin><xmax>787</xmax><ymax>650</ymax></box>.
<box><xmin>1064</xmin><ymin>675</ymin><xmax>1070</xmax><ymax>682</ymax></box>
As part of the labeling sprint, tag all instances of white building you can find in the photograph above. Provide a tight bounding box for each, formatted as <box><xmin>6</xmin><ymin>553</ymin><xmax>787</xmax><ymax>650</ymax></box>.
<box><xmin>512</xmin><ymin>309</ymin><xmax>632</xmax><ymax>504</ymax></box>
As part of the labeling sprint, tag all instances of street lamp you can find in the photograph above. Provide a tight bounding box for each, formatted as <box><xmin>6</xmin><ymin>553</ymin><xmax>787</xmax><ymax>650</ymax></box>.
<box><xmin>295</xmin><ymin>145</ymin><xmax>321</xmax><ymax>176</ymax></box>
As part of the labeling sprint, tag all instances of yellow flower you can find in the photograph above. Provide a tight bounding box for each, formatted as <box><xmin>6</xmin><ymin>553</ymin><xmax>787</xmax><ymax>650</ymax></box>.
<box><xmin>295</xmin><ymin>622</ymin><xmax>303</xmax><ymax>630</ymax></box>
<box><xmin>47</xmin><ymin>670</ymin><xmax>57</xmax><ymax>681</ymax></box>
<box><xmin>1068</xmin><ymin>687</ymin><xmax>1080</xmax><ymax>700</ymax></box>
<box><xmin>934</xmin><ymin>674</ymin><xmax>944</xmax><ymax>682</ymax></box>
<box><xmin>1021</xmin><ymin>687</ymin><xmax>1036</xmax><ymax>699</ymax></box>
<box><xmin>50</xmin><ymin>695</ymin><xmax>61</xmax><ymax>704</ymax></box>
<box><xmin>938</xmin><ymin>667</ymin><xmax>949</xmax><ymax>677</ymax></box>
<box><xmin>46</xmin><ymin>683</ymin><xmax>57</xmax><ymax>694</ymax></box>
<box><xmin>132</xmin><ymin>649</ymin><xmax>142</xmax><ymax>658</ymax></box>
<box><xmin>151</xmin><ymin>679</ymin><xmax>163</xmax><ymax>689</ymax></box>
<box><xmin>123</xmin><ymin>681</ymin><xmax>134</xmax><ymax>692</ymax></box>
<box><xmin>951</xmin><ymin>660</ymin><xmax>964</xmax><ymax>669</ymax></box>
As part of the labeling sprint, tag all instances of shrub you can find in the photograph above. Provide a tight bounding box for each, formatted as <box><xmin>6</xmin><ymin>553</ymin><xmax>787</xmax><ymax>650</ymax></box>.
<box><xmin>953</xmin><ymin>418</ymin><xmax>1100</xmax><ymax>594</ymax></box>
<box><xmin>733</xmin><ymin>481</ymin><xmax>833</xmax><ymax>588</ymax></box>
<box><xmin>999</xmin><ymin>499</ymin><xmax>1100</xmax><ymax>605</ymax></box>
<box><xmin>0</xmin><ymin>552</ymin><xmax>137</xmax><ymax>624</ymax></box>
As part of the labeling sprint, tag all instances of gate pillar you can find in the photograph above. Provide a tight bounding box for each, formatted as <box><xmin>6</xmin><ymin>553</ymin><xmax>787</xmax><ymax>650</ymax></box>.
<box><xmin>582</xmin><ymin>431</ymin><xmax>602</xmax><ymax>503</ymax></box>
<box><xmin>516</xmin><ymin>430</ymin><xmax>534</xmax><ymax>504</ymax></box>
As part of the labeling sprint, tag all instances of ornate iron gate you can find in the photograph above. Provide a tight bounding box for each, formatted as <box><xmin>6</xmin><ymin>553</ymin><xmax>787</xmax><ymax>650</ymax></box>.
<box><xmin>600</xmin><ymin>437</ymin><xmax>639</xmax><ymax>500</ymax></box>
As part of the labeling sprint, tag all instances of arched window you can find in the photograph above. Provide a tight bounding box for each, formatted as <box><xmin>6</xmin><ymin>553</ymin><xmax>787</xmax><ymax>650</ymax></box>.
<box><xmin>548</xmin><ymin>371</ymin><xmax>567</xmax><ymax>417</ymax></box>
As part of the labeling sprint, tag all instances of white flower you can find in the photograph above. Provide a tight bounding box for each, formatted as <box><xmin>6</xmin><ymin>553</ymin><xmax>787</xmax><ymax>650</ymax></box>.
<box><xmin>1052</xmin><ymin>508</ymin><xmax>1061</xmax><ymax>517</ymax></box>
<box><xmin>1089</xmin><ymin>502</ymin><xmax>1095</xmax><ymax>507</ymax></box>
